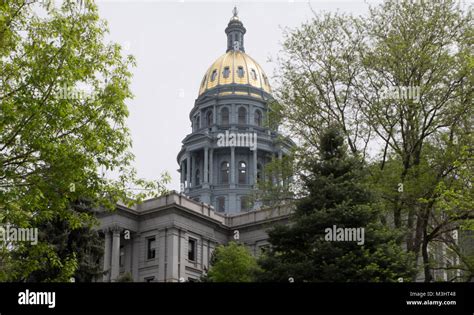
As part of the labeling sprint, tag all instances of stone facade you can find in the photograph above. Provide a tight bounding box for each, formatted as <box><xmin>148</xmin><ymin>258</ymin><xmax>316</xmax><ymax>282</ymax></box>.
<box><xmin>98</xmin><ymin>191</ymin><xmax>291</xmax><ymax>282</ymax></box>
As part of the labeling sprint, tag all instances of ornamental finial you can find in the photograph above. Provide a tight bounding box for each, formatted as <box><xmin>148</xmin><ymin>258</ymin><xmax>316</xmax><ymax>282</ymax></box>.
<box><xmin>232</xmin><ymin>6</ymin><xmax>238</xmax><ymax>18</ymax></box>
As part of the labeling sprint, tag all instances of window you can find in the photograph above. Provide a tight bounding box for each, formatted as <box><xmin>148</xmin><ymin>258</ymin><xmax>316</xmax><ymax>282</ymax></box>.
<box><xmin>195</xmin><ymin>115</ymin><xmax>200</xmax><ymax>130</ymax></box>
<box><xmin>220</xmin><ymin>161</ymin><xmax>229</xmax><ymax>184</ymax></box>
<box><xmin>206</xmin><ymin>110</ymin><xmax>213</xmax><ymax>127</ymax></box>
<box><xmin>217</xmin><ymin>197</ymin><xmax>225</xmax><ymax>212</ymax></box>
<box><xmin>211</xmin><ymin>69</ymin><xmax>217</xmax><ymax>81</ymax></box>
<box><xmin>201</xmin><ymin>75</ymin><xmax>207</xmax><ymax>87</ymax></box>
<box><xmin>257</xmin><ymin>163</ymin><xmax>263</xmax><ymax>183</ymax></box>
<box><xmin>195</xmin><ymin>169</ymin><xmax>200</xmax><ymax>186</ymax></box>
<box><xmin>238</xmin><ymin>161</ymin><xmax>247</xmax><ymax>184</ymax></box>
<box><xmin>251</xmin><ymin>69</ymin><xmax>257</xmax><ymax>80</ymax></box>
<box><xmin>254</xmin><ymin>110</ymin><xmax>262</xmax><ymax>127</ymax></box>
<box><xmin>147</xmin><ymin>237</ymin><xmax>156</xmax><ymax>260</ymax></box>
<box><xmin>221</xmin><ymin>107</ymin><xmax>229</xmax><ymax>126</ymax></box>
<box><xmin>237</xmin><ymin>66</ymin><xmax>244</xmax><ymax>78</ymax></box>
<box><xmin>223</xmin><ymin>67</ymin><xmax>230</xmax><ymax>78</ymax></box>
<box><xmin>119</xmin><ymin>245</ymin><xmax>124</xmax><ymax>267</ymax></box>
<box><xmin>263</xmin><ymin>74</ymin><xmax>269</xmax><ymax>86</ymax></box>
<box><xmin>240</xmin><ymin>196</ymin><xmax>250</xmax><ymax>212</ymax></box>
<box><xmin>238</xmin><ymin>107</ymin><xmax>247</xmax><ymax>124</ymax></box>
<box><xmin>188</xmin><ymin>238</ymin><xmax>197</xmax><ymax>261</ymax></box>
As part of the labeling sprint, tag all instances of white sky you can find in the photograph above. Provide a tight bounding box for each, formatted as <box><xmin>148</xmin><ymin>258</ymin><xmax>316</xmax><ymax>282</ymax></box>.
<box><xmin>95</xmin><ymin>0</ymin><xmax>384</xmax><ymax>190</ymax></box>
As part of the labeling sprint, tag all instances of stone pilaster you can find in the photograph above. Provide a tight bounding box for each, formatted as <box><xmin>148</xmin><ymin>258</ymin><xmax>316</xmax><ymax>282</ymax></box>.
<box><xmin>110</xmin><ymin>227</ymin><xmax>122</xmax><ymax>282</ymax></box>
<box><xmin>102</xmin><ymin>230</ymin><xmax>112</xmax><ymax>282</ymax></box>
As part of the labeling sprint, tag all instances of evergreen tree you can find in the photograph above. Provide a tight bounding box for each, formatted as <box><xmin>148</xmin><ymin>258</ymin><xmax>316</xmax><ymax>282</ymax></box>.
<box><xmin>12</xmin><ymin>202</ymin><xmax>104</xmax><ymax>282</ymax></box>
<box><xmin>258</xmin><ymin>127</ymin><xmax>414</xmax><ymax>282</ymax></box>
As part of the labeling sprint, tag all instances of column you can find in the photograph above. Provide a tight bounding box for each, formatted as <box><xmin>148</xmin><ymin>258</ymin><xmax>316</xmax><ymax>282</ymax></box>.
<box><xmin>213</xmin><ymin>105</ymin><xmax>217</xmax><ymax>125</ymax></box>
<box><xmin>204</xmin><ymin>147</ymin><xmax>209</xmax><ymax>184</ymax></box>
<box><xmin>132</xmin><ymin>233</ymin><xmax>140</xmax><ymax>281</ymax></box>
<box><xmin>231</xmin><ymin>104</ymin><xmax>235</xmax><ymax>125</ymax></box>
<box><xmin>252</xmin><ymin>149</ymin><xmax>257</xmax><ymax>186</ymax></box>
<box><xmin>180</xmin><ymin>161</ymin><xmax>184</xmax><ymax>191</ymax></box>
<box><xmin>165</xmin><ymin>228</ymin><xmax>180</xmax><ymax>282</ymax></box>
<box><xmin>110</xmin><ymin>228</ymin><xmax>121</xmax><ymax>282</ymax></box>
<box><xmin>178</xmin><ymin>230</ymin><xmax>186</xmax><ymax>280</ymax></box>
<box><xmin>191</xmin><ymin>153</ymin><xmax>195</xmax><ymax>187</ymax></box>
<box><xmin>278</xmin><ymin>150</ymin><xmax>283</xmax><ymax>186</ymax></box>
<box><xmin>103</xmin><ymin>230</ymin><xmax>111</xmax><ymax>282</ymax></box>
<box><xmin>186</xmin><ymin>154</ymin><xmax>191</xmax><ymax>189</ymax></box>
<box><xmin>209</xmin><ymin>149</ymin><xmax>214</xmax><ymax>185</ymax></box>
<box><xmin>230</xmin><ymin>147</ymin><xmax>235</xmax><ymax>186</ymax></box>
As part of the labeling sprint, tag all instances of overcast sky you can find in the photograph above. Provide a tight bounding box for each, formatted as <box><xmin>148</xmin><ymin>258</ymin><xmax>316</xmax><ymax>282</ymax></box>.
<box><xmin>94</xmin><ymin>0</ymin><xmax>387</xmax><ymax>190</ymax></box>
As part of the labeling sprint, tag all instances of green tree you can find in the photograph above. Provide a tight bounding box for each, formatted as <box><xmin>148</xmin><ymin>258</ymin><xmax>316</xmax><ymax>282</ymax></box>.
<box><xmin>258</xmin><ymin>127</ymin><xmax>414</xmax><ymax>282</ymax></box>
<box><xmin>0</xmin><ymin>1</ymin><xmax>169</xmax><ymax>281</ymax></box>
<box><xmin>206</xmin><ymin>242</ymin><xmax>260</xmax><ymax>282</ymax></box>
<box><xmin>13</xmin><ymin>202</ymin><xmax>104</xmax><ymax>282</ymax></box>
<box><xmin>270</xmin><ymin>0</ymin><xmax>473</xmax><ymax>281</ymax></box>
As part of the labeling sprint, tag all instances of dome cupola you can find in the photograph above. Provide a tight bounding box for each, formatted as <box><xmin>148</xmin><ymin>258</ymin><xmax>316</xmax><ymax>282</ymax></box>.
<box><xmin>226</xmin><ymin>7</ymin><xmax>246</xmax><ymax>52</ymax></box>
<box><xmin>177</xmin><ymin>7</ymin><xmax>294</xmax><ymax>214</ymax></box>
<box><xmin>198</xmin><ymin>7</ymin><xmax>271</xmax><ymax>98</ymax></box>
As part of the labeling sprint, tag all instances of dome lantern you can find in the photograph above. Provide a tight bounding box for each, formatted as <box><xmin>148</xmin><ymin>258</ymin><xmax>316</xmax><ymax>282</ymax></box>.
<box><xmin>225</xmin><ymin>6</ymin><xmax>246</xmax><ymax>52</ymax></box>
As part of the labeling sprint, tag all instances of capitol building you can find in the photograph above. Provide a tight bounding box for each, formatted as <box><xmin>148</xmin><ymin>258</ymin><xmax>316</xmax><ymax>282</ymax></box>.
<box><xmin>98</xmin><ymin>8</ymin><xmax>294</xmax><ymax>282</ymax></box>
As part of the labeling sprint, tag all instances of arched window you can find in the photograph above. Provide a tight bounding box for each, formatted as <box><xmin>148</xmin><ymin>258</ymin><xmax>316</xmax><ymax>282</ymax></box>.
<box><xmin>240</xmin><ymin>196</ymin><xmax>250</xmax><ymax>212</ymax></box>
<box><xmin>217</xmin><ymin>197</ymin><xmax>225</xmax><ymax>212</ymax></box>
<box><xmin>220</xmin><ymin>161</ymin><xmax>229</xmax><ymax>184</ymax></box>
<box><xmin>211</xmin><ymin>69</ymin><xmax>218</xmax><ymax>81</ymax></box>
<box><xmin>195</xmin><ymin>115</ymin><xmax>200</xmax><ymax>130</ymax></box>
<box><xmin>238</xmin><ymin>107</ymin><xmax>247</xmax><ymax>125</ymax></box>
<box><xmin>195</xmin><ymin>169</ymin><xmax>200</xmax><ymax>186</ymax></box>
<box><xmin>223</xmin><ymin>67</ymin><xmax>230</xmax><ymax>78</ymax></box>
<box><xmin>257</xmin><ymin>163</ymin><xmax>263</xmax><ymax>183</ymax></box>
<box><xmin>254</xmin><ymin>109</ymin><xmax>262</xmax><ymax>127</ymax></box>
<box><xmin>206</xmin><ymin>110</ymin><xmax>213</xmax><ymax>127</ymax></box>
<box><xmin>251</xmin><ymin>69</ymin><xmax>257</xmax><ymax>81</ymax></box>
<box><xmin>238</xmin><ymin>161</ymin><xmax>247</xmax><ymax>184</ymax></box>
<box><xmin>237</xmin><ymin>66</ymin><xmax>244</xmax><ymax>78</ymax></box>
<box><xmin>221</xmin><ymin>107</ymin><xmax>229</xmax><ymax>126</ymax></box>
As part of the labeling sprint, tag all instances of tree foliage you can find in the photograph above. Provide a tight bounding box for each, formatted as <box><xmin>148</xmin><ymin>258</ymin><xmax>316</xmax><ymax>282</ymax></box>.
<box><xmin>206</xmin><ymin>242</ymin><xmax>260</xmax><ymax>282</ymax></box>
<box><xmin>269</xmin><ymin>0</ymin><xmax>473</xmax><ymax>281</ymax></box>
<box><xmin>258</xmin><ymin>127</ymin><xmax>415</xmax><ymax>282</ymax></box>
<box><xmin>0</xmin><ymin>1</ymin><xmax>169</xmax><ymax>281</ymax></box>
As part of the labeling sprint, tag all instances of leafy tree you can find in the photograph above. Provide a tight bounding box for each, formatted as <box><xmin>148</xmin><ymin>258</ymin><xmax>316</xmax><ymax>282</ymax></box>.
<box><xmin>0</xmin><ymin>1</ymin><xmax>169</xmax><ymax>281</ymax></box>
<box><xmin>206</xmin><ymin>242</ymin><xmax>260</xmax><ymax>282</ymax></box>
<box><xmin>258</xmin><ymin>127</ymin><xmax>414</xmax><ymax>282</ymax></box>
<box><xmin>271</xmin><ymin>0</ymin><xmax>473</xmax><ymax>281</ymax></box>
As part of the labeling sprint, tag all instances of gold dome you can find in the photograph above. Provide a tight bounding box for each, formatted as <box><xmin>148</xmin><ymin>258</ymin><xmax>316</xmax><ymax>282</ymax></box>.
<box><xmin>198</xmin><ymin>50</ymin><xmax>272</xmax><ymax>97</ymax></box>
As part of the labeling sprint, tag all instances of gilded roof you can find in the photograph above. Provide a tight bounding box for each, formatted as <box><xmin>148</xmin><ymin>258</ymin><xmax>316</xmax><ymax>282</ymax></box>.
<box><xmin>198</xmin><ymin>50</ymin><xmax>272</xmax><ymax>96</ymax></box>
